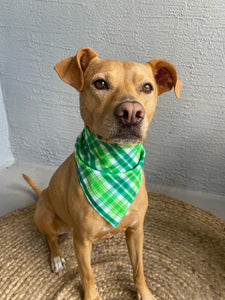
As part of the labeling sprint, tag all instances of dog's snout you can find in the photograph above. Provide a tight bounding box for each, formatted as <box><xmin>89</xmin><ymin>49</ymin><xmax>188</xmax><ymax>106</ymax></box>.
<box><xmin>115</xmin><ymin>102</ymin><xmax>145</xmax><ymax>125</ymax></box>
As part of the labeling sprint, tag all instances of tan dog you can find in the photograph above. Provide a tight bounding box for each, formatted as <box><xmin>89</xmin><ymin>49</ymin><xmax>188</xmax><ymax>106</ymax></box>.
<box><xmin>23</xmin><ymin>47</ymin><xmax>182</xmax><ymax>300</ymax></box>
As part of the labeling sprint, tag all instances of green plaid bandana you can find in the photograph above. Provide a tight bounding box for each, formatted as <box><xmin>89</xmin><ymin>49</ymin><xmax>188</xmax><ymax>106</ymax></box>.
<box><xmin>74</xmin><ymin>128</ymin><xmax>145</xmax><ymax>227</ymax></box>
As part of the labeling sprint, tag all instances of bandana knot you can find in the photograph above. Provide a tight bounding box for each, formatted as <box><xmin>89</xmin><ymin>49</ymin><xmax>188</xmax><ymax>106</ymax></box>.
<box><xmin>75</xmin><ymin>128</ymin><xmax>145</xmax><ymax>227</ymax></box>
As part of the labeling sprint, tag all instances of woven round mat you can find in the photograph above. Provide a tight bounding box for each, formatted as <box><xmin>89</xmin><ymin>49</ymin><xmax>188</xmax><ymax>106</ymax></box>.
<box><xmin>0</xmin><ymin>192</ymin><xmax>225</xmax><ymax>300</ymax></box>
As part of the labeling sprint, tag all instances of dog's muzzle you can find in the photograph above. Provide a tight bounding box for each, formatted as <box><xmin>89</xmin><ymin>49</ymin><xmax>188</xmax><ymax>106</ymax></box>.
<box><xmin>113</xmin><ymin>101</ymin><xmax>145</xmax><ymax>143</ymax></box>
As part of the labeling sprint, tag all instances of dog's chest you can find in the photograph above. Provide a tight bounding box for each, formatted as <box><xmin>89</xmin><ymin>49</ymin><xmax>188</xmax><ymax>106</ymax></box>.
<box><xmin>82</xmin><ymin>206</ymin><xmax>139</xmax><ymax>241</ymax></box>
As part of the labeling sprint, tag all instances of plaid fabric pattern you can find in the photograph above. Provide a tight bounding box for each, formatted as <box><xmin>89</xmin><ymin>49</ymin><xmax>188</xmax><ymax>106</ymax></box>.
<box><xmin>74</xmin><ymin>128</ymin><xmax>145</xmax><ymax>227</ymax></box>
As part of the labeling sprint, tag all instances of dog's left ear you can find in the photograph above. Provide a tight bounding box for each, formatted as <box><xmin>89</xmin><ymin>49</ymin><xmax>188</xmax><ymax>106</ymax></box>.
<box><xmin>148</xmin><ymin>59</ymin><xmax>182</xmax><ymax>99</ymax></box>
<box><xmin>54</xmin><ymin>47</ymin><xmax>98</xmax><ymax>91</ymax></box>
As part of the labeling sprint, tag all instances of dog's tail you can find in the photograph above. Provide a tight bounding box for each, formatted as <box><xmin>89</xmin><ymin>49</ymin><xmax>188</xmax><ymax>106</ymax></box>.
<box><xmin>22</xmin><ymin>174</ymin><xmax>42</xmax><ymax>197</ymax></box>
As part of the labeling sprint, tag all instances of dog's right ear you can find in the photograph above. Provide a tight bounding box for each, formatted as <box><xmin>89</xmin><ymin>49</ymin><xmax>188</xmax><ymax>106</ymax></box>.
<box><xmin>54</xmin><ymin>47</ymin><xmax>98</xmax><ymax>91</ymax></box>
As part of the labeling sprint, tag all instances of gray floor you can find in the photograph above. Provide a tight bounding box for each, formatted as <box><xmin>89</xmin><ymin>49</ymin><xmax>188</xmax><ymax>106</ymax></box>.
<box><xmin>0</xmin><ymin>160</ymin><xmax>225</xmax><ymax>220</ymax></box>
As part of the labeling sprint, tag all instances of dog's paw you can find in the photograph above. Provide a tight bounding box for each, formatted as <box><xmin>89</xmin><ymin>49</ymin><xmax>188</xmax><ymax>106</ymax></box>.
<box><xmin>137</xmin><ymin>289</ymin><xmax>156</xmax><ymax>300</ymax></box>
<box><xmin>84</xmin><ymin>289</ymin><xmax>102</xmax><ymax>300</ymax></box>
<box><xmin>84</xmin><ymin>295</ymin><xmax>102</xmax><ymax>300</ymax></box>
<box><xmin>51</xmin><ymin>256</ymin><xmax>66</xmax><ymax>274</ymax></box>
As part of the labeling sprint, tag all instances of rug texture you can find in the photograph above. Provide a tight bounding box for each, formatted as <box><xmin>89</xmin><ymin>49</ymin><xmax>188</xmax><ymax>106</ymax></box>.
<box><xmin>0</xmin><ymin>192</ymin><xmax>225</xmax><ymax>300</ymax></box>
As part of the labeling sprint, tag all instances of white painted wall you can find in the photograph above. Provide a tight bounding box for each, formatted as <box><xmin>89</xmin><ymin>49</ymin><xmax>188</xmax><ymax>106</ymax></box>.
<box><xmin>0</xmin><ymin>81</ymin><xmax>13</xmax><ymax>166</ymax></box>
<box><xmin>1</xmin><ymin>0</ymin><xmax>225</xmax><ymax>197</ymax></box>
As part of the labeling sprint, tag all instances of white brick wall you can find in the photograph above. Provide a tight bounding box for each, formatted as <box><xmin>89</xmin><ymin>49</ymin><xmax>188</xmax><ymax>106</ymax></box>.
<box><xmin>1</xmin><ymin>0</ymin><xmax>225</xmax><ymax>196</ymax></box>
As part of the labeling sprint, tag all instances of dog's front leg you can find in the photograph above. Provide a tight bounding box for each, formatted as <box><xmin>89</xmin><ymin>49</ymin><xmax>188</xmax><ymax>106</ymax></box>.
<box><xmin>125</xmin><ymin>226</ymin><xmax>156</xmax><ymax>300</ymax></box>
<box><xmin>73</xmin><ymin>235</ymin><xmax>101</xmax><ymax>300</ymax></box>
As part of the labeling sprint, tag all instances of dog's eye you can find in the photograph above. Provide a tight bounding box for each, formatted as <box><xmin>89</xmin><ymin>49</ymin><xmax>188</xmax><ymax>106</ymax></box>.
<box><xmin>142</xmin><ymin>83</ymin><xmax>153</xmax><ymax>94</ymax></box>
<box><xmin>93</xmin><ymin>79</ymin><xmax>108</xmax><ymax>90</ymax></box>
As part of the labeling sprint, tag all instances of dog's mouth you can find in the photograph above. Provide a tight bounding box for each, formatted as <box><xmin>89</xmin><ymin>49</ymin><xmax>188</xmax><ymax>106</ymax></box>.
<box><xmin>91</xmin><ymin>120</ymin><xmax>145</xmax><ymax>145</ymax></box>
<box><xmin>111</xmin><ymin>125</ymin><xmax>143</xmax><ymax>145</ymax></box>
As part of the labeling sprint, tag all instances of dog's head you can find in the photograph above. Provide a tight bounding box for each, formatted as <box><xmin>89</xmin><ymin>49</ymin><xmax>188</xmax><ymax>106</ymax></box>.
<box><xmin>55</xmin><ymin>47</ymin><xmax>182</xmax><ymax>145</ymax></box>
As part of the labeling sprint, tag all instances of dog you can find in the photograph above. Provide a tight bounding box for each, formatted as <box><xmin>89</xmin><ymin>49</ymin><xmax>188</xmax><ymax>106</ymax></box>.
<box><xmin>23</xmin><ymin>47</ymin><xmax>182</xmax><ymax>300</ymax></box>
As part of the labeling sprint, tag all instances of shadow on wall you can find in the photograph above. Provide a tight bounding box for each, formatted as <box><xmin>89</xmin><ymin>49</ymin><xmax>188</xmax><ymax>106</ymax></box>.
<box><xmin>145</xmin><ymin>132</ymin><xmax>225</xmax><ymax>196</ymax></box>
<box><xmin>0</xmin><ymin>81</ymin><xmax>13</xmax><ymax>166</ymax></box>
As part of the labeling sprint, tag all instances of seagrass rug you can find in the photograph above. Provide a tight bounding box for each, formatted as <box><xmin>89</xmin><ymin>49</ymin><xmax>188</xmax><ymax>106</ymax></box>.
<box><xmin>0</xmin><ymin>191</ymin><xmax>225</xmax><ymax>300</ymax></box>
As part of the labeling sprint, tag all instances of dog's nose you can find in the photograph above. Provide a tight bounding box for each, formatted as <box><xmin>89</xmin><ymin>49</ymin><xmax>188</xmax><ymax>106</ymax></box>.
<box><xmin>115</xmin><ymin>101</ymin><xmax>145</xmax><ymax>125</ymax></box>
